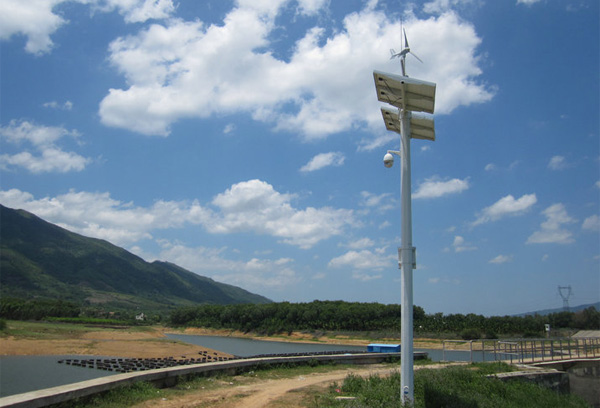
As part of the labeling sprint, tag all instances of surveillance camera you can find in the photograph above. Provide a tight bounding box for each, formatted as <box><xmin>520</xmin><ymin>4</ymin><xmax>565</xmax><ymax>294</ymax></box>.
<box><xmin>383</xmin><ymin>153</ymin><xmax>394</xmax><ymax>168</ymax></box>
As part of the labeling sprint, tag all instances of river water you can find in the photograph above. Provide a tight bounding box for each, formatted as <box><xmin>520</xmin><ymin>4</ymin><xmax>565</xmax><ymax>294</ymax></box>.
<box><xmin>0</xmin><ymin>334</ymin><xmax>498</xmax><ymax>398</ymax></box>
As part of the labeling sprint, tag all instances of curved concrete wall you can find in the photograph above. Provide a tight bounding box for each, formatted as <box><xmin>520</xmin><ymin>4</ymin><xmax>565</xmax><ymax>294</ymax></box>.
<box><xmin>0</xmin><ymin>352</ymin><xmax>423</xmax><ymax>408</ymax></box>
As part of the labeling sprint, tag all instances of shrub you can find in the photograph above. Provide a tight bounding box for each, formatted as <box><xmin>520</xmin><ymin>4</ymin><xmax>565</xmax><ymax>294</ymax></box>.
<box><xmin>460</xmin><ymin>328</ymin><xmax>480</xmax><ymax>340</ymax></box>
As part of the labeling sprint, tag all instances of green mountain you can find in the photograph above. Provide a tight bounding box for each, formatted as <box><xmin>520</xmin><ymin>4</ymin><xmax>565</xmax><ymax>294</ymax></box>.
<box><xmin>0</xmin><ymin>204</ymin><xmax>271</xmax><ymax>312</ymax></box>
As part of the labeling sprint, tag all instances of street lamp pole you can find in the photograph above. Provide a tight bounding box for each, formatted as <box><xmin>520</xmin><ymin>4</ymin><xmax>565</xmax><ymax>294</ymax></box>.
<box><xmin>399</xmin><ymin>108</ymin><xmax>415</xmax><ymax>402</ymax></box>
<box><xmin>374</xmin><ymin>63</ymin><xmax>435</xmax><ymax>405</ymax></box>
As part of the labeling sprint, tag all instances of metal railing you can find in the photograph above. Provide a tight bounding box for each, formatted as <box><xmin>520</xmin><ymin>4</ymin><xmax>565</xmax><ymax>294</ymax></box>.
<box><xmin>442</xmin><ymin>337</ymin><xmax>600</xmax><ymax>364</ymax></box>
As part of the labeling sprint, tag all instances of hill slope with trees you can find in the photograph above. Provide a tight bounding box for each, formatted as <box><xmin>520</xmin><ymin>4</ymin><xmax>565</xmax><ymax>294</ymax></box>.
<box><xmin>0</xmin><ymin>204</ymin><xmax>270</xmax><ymax>314</ymax></box>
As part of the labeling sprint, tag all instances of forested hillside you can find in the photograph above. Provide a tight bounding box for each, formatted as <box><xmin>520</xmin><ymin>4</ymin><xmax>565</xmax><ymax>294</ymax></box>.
<box><xmin>0</xmin><ymin>204</ymin><xmax>270</xmax><ymax>313</ymax></box>
<box><xmin>170</xmin><ymin>300</ymin><xmax>600</xmax><ymax>337</ymax></box>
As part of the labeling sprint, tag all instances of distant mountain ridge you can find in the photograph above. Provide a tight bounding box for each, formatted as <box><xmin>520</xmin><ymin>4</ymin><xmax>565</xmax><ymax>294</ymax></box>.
<box><xmin>515</xmin><ymin>302</ymin><xmax>600</xmax><ymax>317</ymax></box>
<box><xmin>0</xmin><ymin>204</ymin><xmax>271</xmax><ymax>311</ymax></box>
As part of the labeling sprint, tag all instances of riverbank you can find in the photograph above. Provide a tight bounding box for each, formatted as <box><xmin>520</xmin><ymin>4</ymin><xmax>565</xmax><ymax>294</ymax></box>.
<box><xmin>0</xmin><ymin>321</ymin><xmax>231</xmax><ymax>359</ymax></box>
<box><xmin>0</xmin><ymin>321</ymin><xmax>458</xmax><ymax>358</ymax></box>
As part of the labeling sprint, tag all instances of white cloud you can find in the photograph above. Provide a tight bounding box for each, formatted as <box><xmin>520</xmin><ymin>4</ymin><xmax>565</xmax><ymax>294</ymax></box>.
<box><xmin>300</xmin><ymin>152</ymin><xmax>345</xmax><ymax>172</ymax></box>
<box><xmin>489</xmin><ymin>254</ymin><xmax>513</xmax><ymax>264</ymax></box>
<box><xmin>95</xmin><ymin>0</ymin><xmax>176</xmax><ymax>23</ymax></box>
<box><xmin>223</xmin><ymin>123</ymin><xmax>236</xmax><ymax>134</ymax></box>
<box><xmin>0</xmin><ymin>179</ymin><xmax>354</xmax><ymax>249</ymax></box>
<box><xmin>357</xmin><ymin>133</ymin><xmax>396</xmax><ymax>152</ymax></box>
<box><xmin>43</xmin><ymin>100</ymin><xmax>73</xmax><ymax>110</ymax></box>
<box><xmin>328</xmin><ymin>248</ymin><xmax>392</xmax><ymax>270</ymax></box>
<box><xmin>413</xmin><ymin>177</ymin><xmax>469</xmax><ymax>199</ymax></box>
<box><xmin>582</xmin><ymin>214</ymin><xmax>600</xmax><ymax>232</ymax></box>
<box><xmin>0</xmin><ymin>149</ymin><xmax>90</xmax><ymax>174</ymax></box>
<box><xmin>517</xmin><ymin>0</ymin><xmax>541</xmax><ymax>5</ymax></box>
<box><xmin>158</xmin><ymin>242</ymin><xmax>300</xmax><ymax>292</ymax></box>
<box><xmin>345</xmin><ymin>237</ymin><xmax>375</xmax><ymax>249</ymax></box>
<box><xmin>98</xmin><ymin>4</ymin><xmax>494</xmax><ymax>138</ymax></box>
<box><xmin>0</xmin><ymin>0</ymin><xmax>175</xmax><ymax>55</ymax></box>
<box><xmin>484</xmin><ymin>163</ymin><xmax>496</xmax><ymax>171</ymax></box>
<box><xmin>0</xmin><ymin>188</ymin><xmax>211</xmax><ymax>246</ymax></box>
<box><xmin>452</xmin><ymin>235</ymin><xmax>477</xmax><ymax>252</ymax></box>
<box><xmin>527</xmin><ymin>203</ymin><xmax>576</xmax><ymax>244</ymax></box>
<box><xmin>423</xmin><ymin>0</ymin><xmax>480</xmax><ymax>15</ymax></box>
<box><xmin>208</xmin><ymin>179</ymin><xmax>355</xmax><ymax>248</ymax></box>
<box><xmin>296</xmin><ymin>0</ymin><xmax>329</xmax><ymax>16</ymax></box>
<box><xmin>548</xmin><ymin>155</ymin><xmax>568</xmax><ymax>170</ymax></box>
<box><xmin>360</xmin><ymin>191</ymin><xmax>395</xmax><ymax>213</ymax></box>
<box><xmin>472</xmin><ymin>193</ymin><xmax>537</xmax><ymax>226</ymax></box>
<box><xmin>0</xmin><ymin>120</ymin><xmax>91</xmax><ymax>173</ymax></box>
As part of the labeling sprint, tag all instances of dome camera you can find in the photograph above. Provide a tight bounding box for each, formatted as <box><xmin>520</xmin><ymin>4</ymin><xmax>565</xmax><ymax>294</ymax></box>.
<box><xmin>383</xmin><ymin>153</ymin><xmax>394</xmax><ymax>168</ymax></box>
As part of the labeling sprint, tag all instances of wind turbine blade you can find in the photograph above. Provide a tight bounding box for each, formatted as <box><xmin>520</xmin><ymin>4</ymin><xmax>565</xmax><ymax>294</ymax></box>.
<box><xmin>410</xmin><ymin>52</ymin><xmax>423</xmax><ymax>63</ymax></box>
<box><xmin>403</xmin><ymin>28</ymin><xmax>409</xmax><ymax>48</ymax></box>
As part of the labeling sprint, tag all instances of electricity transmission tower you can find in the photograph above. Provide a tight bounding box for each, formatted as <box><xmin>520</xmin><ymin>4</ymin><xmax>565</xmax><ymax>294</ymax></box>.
<box><xmin>558</xmin><ymin>286</ymin><xmax>572</xmax><ymax>311</ymax></box>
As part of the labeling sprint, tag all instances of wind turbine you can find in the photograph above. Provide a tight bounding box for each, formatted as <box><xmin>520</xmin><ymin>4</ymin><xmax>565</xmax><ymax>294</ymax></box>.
<box><xmin>390</xmin><ymin>28</ymin><xmax>422</xmax><ymax>76</ymax></box>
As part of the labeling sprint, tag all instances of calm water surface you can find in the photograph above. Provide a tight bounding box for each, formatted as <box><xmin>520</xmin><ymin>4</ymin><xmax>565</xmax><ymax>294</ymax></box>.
<box><xmin>0</xmin><ymin>355</ymin><xmax>118</xmax><ymax>397</ymax></box>
<box><xmin>165</xmin><ymin>334</ymin><xmax>367</xmax><ymax>357</ymax></box>
<box><xmin>0</xmin><ymin>335</ymin><xmax>501</xmax><ymax>398</ymax></box>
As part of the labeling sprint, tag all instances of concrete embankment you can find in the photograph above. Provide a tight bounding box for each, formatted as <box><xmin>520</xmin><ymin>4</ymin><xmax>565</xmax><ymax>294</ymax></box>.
<box><xmin>0</xmin><ymin>352</ymin><xmax>425</xmax><ymax>408</ymax></box>
<box><xmin>491</xmin><ymin>358</ymin><xmax>599</xmax><ymax>408</ymax></box>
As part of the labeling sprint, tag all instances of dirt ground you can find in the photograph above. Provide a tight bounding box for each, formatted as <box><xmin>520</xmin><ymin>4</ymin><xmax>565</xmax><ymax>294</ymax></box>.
<box><xmin>132</xmin><ymin>363</ymin><xmax>460</xmax><ymax>408</ymax></box>
<box><xmin>0</xmin><ymin>325</ymin><xmax>472</xmax><ymax>358</ymax></box>
<box><xmin>0</xmin><ymin>327</ymin><xmax>231</xmax><ymax>359</ymax></box>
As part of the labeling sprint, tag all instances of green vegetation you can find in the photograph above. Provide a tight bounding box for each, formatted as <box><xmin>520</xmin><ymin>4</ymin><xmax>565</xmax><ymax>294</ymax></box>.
<box><xmin>0</xmin><ymin>320</ymin><xmax>154</xmax><ymax>340</ymax></box>
<box><xmin>0</xmin><ymin>298</ymin><xmax>80</xmax><ymax>321</ymax></box>
<box><xmin>169</xmin><ymin>300</ymin><xmax>600</xmax><ymax>337</ymax></box>
<box><xmin>51</xmin><ymin>381</ymin><xmax>158</xmax><ymax>408</ymax></box>
<box><xmin>315</xmin><ymin>364</ymin><xmax>589</xmax><ymax>408</ymax></box>
<box><xmin>50</xmin><ymin>360</ymin><xmax>365</xmax><ymax>407</ymax></box>
<box><xmin>0</xmin><ymin>204</ymin><xmax>270</xmax><ymax>316</ymax></box>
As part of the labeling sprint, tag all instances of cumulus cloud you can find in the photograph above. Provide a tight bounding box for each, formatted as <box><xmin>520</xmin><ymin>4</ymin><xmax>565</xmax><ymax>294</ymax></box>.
<box><xmin>413</xmin><ymin>177</ymin><xmax>469</xmax><ymax>199</ymax></box>
<box><xmin>98</xmin><ymin>3</ymin><xmax>494</xmax><ymax>138</ymax></box>
<box><xmin>208</xmin><ymin>180</ymin><xmax>355</xmax><ymax>248</ymax></box>
<box><xmin>423</xmin><ymin>0</ymin><xmax>480</xmax><ymax>15</ymax></box>
<box><xmin>344</xmin><ymin>237</ymin><xmax>375</xmax><ymax>250</ymax></box>
<box><xmin>472</xmin><ymin>193</ymin><xmax>537</xmax><ymax>226</ymax></box>
<box><xmin>0</xmin><ymin>179</ymin><xmax>355</xmax><ymax>250</ymax></box>
<box><xmin>582</xmin><ymin>214</ymin><xmax>600</xmax><ymax>232</ymax></box>
<box><xmin>548</xmin><ymin>155</ymin><xmax>568</xmax><ymax>170</ymax></box>
<box><xmin>328</xmin><ymin>248</ymin><xmax>393</xmax><ymax>270</ymax></box>
<box><xmin>527</xmin><ymin>203</ymin><xmax>576</xmax><ymax>244</ymax></box>
<box><xmin>158</xmin><ymin>242</ymin><xmax>300</xmax><ymax>292</ymax></box>
<box><xmin>0</xmin><ymin>0</ymin><xmax>175</xmax><ymax>55</ymax></box>
<box><xmin>0</xmin><ymin>120</ymin><xmax>91</xmax><ymax>173</ymax></box>
<box><xmin>517</xmin><ymin>0</ymin><xmax>541</xmax><ymax>5</ymax></box>
<box><xmin>43</xmin><ymin>100</ymin><xmax>73</xmax><ymax>110</ymax></box>
<box><xmin>451</xmin><ymin>235</ymin><xmax>477</xmax><ymax>252</ymax></box>
<box><xmin>300</xmin><ymin>152</ymin><xmax>345</xmax><ymax>172</ymax></box>
<box><xmin>360</xmin><ymin>191</ymin><xmax>395</xmax><ymax>212</ymax></box>
<box><xmin>489</xmin><ymin>254</ymin><xmax>513</xmax><ymax>264</ymax></box>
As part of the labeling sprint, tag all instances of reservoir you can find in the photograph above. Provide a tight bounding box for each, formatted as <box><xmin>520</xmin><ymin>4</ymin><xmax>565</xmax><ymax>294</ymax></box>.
<box><xmin>164</xmin><ymin>334</ymin><xmax>367</xmax><ymax>356</ymax></box>
<box><xmin>0</xmin><ymin>335</ymin><xmax>497</xmax><ymax>397</ymax></box>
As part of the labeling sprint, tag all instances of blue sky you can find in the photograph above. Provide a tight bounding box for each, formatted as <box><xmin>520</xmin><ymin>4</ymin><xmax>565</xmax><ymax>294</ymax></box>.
<box><xmin>1</xmin><ymin>0</ymin><xmax>598</xmax><ymax>316</ymax></box>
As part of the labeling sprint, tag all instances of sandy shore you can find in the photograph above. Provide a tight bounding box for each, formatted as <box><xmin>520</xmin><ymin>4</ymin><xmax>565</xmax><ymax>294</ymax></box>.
<box><xmin>0</xmin><ymin>325</ymin><xmax>461</xmax><ymax>358</ymax></box>
<box><xmin>0</xmin><ymin>326</ymin><xmax>231</xmax><ymax>359</ymax></box>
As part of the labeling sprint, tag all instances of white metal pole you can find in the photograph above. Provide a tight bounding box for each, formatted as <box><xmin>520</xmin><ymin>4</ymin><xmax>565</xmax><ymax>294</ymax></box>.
<box><xmin>399</xmin><ymin>108</ymin><xmax>414</xmax><ymax>404</ymax></box>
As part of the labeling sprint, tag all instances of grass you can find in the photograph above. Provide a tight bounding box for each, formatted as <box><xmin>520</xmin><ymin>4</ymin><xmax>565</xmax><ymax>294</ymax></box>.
<box><xmin>313</xmin><ymin>363</ymin><xmax>589</xmax><ymax>408</ymax></box>
<box><xmin>0</xmin><ymin>320</ymin><xmax>153</xmax><ymax>340</ymax></box>
<box><xmin>49</xmin><ymin>361</ymin><xmax>366</xmax><ymax>407</ymax></box>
